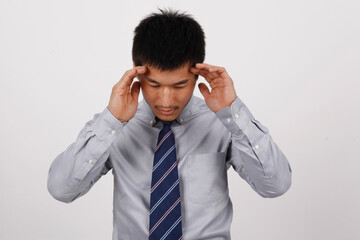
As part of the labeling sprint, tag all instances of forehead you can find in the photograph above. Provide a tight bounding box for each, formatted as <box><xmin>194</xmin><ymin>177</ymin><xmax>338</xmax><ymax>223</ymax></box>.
<box><xmin>143</xmin><ymin>64</ymin><xmax>194</xmax><ymax>84</ymax></box>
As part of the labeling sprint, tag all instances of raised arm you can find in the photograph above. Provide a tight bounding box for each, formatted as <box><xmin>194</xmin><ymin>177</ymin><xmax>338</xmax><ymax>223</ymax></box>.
<box><xmin>190</xmin><ymin>63</ymin><xmax>292</xmax><ymax>198</ymax></box>
<box><xmin>47</xmin><ymin>66</ymin><xmax>147</xmax><ymax>203</ymax></box>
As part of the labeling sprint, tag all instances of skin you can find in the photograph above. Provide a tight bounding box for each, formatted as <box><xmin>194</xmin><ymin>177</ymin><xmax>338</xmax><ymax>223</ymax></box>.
<box><xmin>138</xmin><ymin>63</ymin><xmax>197</xmax><ymax>122</ymax></box>
<box><xmin>107</xmin><ymin>62</ymin><xmax>237</xmax><ymax>122</ymax></box>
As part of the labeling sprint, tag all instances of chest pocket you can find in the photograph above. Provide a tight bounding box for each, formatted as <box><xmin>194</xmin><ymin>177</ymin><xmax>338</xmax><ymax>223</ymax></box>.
<box><xmin>186</xmin><ymin>152</ymin><xmax>229</xmax><ymax>204</ymax></box>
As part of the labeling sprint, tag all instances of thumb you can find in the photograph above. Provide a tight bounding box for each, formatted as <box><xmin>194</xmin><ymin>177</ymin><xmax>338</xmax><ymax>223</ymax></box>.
<box><xmin>198</xmin><ymin>83</ymin><xmax>210</xmax><ymax>99</ymax></box>
<box><xmin>131</xmin><ymin>81</ymin><xmax>141</xmax><ymax>100</ymax></box>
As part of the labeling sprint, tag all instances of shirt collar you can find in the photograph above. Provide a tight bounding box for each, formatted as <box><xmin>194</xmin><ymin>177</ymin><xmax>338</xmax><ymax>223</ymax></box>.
<box><xmin>138</xmin><ymin>95</ymin><xmax>197</xmax><ymax>127</ymax></box>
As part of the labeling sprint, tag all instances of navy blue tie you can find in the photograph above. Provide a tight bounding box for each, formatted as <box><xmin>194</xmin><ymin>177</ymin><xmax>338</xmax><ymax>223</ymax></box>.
<box><xmin>149</xmin><ymin>122</ymin><xmax>183</xmax><ymax>240</ymax></box>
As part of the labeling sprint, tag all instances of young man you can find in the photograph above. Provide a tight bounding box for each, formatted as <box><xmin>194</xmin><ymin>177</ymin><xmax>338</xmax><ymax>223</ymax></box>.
<box><xmin>47</xmin><ymin>8</ymin><xmax>292</xmax><ymax>240</ymax></box>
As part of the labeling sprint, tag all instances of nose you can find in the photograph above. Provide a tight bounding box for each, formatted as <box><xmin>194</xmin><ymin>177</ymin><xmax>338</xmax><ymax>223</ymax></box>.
<box><xmin>159</xmin><ymin>87</ymin><xmax>173</xmax><ymax>107</ymax></box>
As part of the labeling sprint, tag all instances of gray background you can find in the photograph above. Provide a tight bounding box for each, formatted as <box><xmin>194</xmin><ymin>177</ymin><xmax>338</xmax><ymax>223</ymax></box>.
<box><xmin>1</xmin><ymin>0</ymin><xmax>359</xmax><ymax>239</ymax></box>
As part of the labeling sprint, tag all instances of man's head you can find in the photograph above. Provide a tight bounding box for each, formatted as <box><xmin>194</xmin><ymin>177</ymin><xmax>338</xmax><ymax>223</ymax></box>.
<box><xmin>132</xmin><ymin>8</ymin><xmax>206</xmax><ymax>121</ymax></box>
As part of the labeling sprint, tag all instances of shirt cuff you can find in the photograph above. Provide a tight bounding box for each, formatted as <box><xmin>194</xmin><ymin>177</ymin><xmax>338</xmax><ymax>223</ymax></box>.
<box><xmin>215</xmin><ymin>97</ymin><xmax>254</xmax><ymax>135</ymax></box>
<box><xmin>92</xmin><ymin>107</ymin><xmax>124</xmax><ymax>141</ymax></box>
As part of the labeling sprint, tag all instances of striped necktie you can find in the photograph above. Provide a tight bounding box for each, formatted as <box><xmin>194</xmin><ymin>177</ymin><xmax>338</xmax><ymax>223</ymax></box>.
<box><xmin>149</xmin><ymin>122</ymin><xmax>183</xmax><ymax>240</ymax></box>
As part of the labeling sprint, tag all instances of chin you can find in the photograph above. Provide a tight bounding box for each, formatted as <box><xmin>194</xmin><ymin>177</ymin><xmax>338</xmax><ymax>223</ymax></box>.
<box><xmin>156</xmin><ymin>114</ymin><xmax>178</xmax><ymax>122</ymax></box>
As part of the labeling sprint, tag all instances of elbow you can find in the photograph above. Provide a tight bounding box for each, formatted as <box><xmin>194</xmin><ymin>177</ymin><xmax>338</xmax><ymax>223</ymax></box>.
<box><xmin>260</xmin><ymin>177</ymin><xmax>291</xmax><ymax>198</ymax></box>
<box><xmin>258</xmin><ymin>167</ymin><xmax>292</xmax><ymax>198</ymax></box>
<box><xmin>47</xmin><ymin>151</ymin><xmax>83</xmax><ymax>203</ymax></box>
<box><xmin>47</xmin><ymin>176</ymin><xmax>78</xmax><ymax>204</ymax></box>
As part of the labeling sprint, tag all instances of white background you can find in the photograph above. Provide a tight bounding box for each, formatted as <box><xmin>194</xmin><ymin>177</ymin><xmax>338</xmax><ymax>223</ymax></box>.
<box><xmin>1</xmin><ymin>0</ymin><xmax>359</xmax><ymax>239</ymax></box>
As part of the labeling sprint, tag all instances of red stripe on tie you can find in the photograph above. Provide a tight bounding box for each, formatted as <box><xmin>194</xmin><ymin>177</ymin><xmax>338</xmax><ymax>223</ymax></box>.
<box><xmin>155</xmin><ymin>130</ymin><xmax>173</xmax><ymax>152</ymax></box>
<box><xmin>151</xmin><ymin>161</ymin><xmax>177</xmax><ymax>193</ymax></box>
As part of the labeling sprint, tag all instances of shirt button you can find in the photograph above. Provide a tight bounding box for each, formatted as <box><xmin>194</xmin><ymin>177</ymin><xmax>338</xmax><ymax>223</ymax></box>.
<box><xmin>254</xmin><ymin>144</ymin><xmax>259</xmax><ymax>150</ymax></box>
<box><xmin>150</xmin><ymin>120</ymin><xmax>154</xmax><ymax>125</ymax></box>
<box><xmin>235</xmin><ymin>114</ymin><xmax>239</xmax><ymax>119</ymax></box>
<box><xmin>111</xmin><ymin>130</ymin><xmax>116</xmax><ymax>135</ymax></box>
<box><xmin>179</xmin><ymin>118</ymin><xmax>184</xmax><ymax>123</ymax></box>
<box><xmin>227</xmin><ymin>118</ymin><xmax>231</xmax><ymax>123</ymax></box>
<box><xmin>88</xmin><ymin>159</ymin><xmax>93</xmax><ymax>164</ymax></box>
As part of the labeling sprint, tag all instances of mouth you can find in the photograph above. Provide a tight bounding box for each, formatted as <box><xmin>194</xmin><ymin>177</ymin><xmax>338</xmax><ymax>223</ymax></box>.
<box><xmin>158</xmin><ymin>108</ymin><xmax>175</xmax><ymax>115</ymax></box>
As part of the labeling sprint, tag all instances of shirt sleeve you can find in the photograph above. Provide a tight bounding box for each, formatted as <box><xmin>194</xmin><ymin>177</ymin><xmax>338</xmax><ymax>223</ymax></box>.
<box><xmin>215</xmin><ymin>97</ymin><xmax>292</xmax><ymax>198</ymax></box>
<box><xmin>47</xmin><ymin>107</ymin><xmax>124</xmax><ymax>203</ymax></box>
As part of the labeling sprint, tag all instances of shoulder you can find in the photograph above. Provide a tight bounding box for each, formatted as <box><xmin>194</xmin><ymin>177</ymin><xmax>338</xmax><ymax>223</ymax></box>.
<box><xmin>187</xmin><ymin>95</ymin><xmax>217</xmax><ymax>121</ymax></box>
<box><xmin>192</xmin><ymin>95</ymin><xmax>209</xmax><ymax>110</ymax></box>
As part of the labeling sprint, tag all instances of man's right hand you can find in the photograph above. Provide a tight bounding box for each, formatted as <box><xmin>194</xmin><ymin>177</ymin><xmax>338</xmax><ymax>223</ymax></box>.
<box><xmin>107</xmin><ymin>66</ymin><xmax>147</xmax><ymax>122</ymax></box>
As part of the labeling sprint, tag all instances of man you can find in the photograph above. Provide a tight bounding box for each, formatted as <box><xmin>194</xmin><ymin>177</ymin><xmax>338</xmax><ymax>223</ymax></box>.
<box><xmin>47</xmin><ymin>8</ymin><xmax>292</xmax><ymax>240</ymax></box>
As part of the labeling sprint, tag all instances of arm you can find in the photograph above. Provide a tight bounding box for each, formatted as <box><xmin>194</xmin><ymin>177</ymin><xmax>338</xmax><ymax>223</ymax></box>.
<box><xmin>216</xmin><ymin>97</ymin><xmax>292</xmax><ymax>198</ymax></box>
<box><xmin>190</xmin><ymin>63</ymin><xmax>292</xmax><ymax>198</ymax></box>
<box><xmin>47</xmin><ymin>65</ymin><xmax>147</xmax><ymax>203</ymax></box>
<box><xmin>47</xmin><ymin>107</ymin><xmax>123</xmax><ymax>203</ymax></box>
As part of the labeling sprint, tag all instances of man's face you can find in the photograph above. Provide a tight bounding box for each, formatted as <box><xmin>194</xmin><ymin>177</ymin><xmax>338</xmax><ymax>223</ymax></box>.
<box><xmin>137</xmin><ymin>63</ymin><xmax>197</xmax><ymax>122</ymax></box>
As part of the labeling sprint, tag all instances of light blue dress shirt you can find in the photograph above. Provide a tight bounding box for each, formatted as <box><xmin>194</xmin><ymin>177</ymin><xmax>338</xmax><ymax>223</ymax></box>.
<box><xmin>47</xmin><ymin>95</ymin><xmax>292</xmax><ymax>240</ymax></box>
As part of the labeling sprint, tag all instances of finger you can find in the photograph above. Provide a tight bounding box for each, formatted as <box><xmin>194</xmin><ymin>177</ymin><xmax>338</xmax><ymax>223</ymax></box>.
<box><xmin>208</xmin><ymin>66</ymin><xmax>231</xmax><ymax>79</ymax></box>
<box><xmin>195</xmin><ymin>63</ymin><xmax>214</xmax><ymax>70</ymax></box>
<box><xmin>190</xmin><ymin>68</ymin><xmax>213</xmax><ymax>83</ymax></box>
<box><xmin>190</xmin><ymin>67</ymin><xmax>217</xmax><ymax>77</ymax></box>
<box><xmin>198</xmin><ymin>69</ymin><xmax>219</xmax><ymax>82</ymax></box>
<box><xmin>198</xmin><ymin>83</ymin><xmax>210</xmax><ymax>99</ymax></box>
<box><xmin>130</xmin><ymin>81</ymin><xmax>141</xmax><ymax>100</ymax></box>
<box><xmin>125</xmin><ymin>66</ymin><xmax>147</xmax><ymax>86</ymax></box>
<box><xmin>192</xmin><ymin>63</ymin><xmax>214</xmax><ymax>73</ymax></box>
<box><xmin>209</xmin><ymin>78</ymin><xmax>225</xmax><ymax>89</ymax></box>
<box><xmin>119</xmin><ymin>66</ymin><xmax>147</xmax><ymax>87</ymax></box>
<box><xmin>195</xmin><ymin>64</ymin><xmax>228</xmax><ymax>79</ymax></box>
<box><xmin>189</xmin><ymin>67</ymin><xmax>200</xmax><ymax>74</ymax></box>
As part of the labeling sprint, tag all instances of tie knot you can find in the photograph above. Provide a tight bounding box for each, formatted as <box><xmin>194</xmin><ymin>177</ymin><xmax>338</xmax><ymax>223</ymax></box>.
<box><xmin>161</xmin><ymin>122</ymin><xmax>171</xmax><ymax>133</ymax></box>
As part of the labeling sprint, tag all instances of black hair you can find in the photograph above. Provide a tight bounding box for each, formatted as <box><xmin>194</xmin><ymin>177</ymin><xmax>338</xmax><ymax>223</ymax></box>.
<box><xmin>132</xmin><ymin>8</ymin><xmax>206</xmax><ymax>72</ymax></box>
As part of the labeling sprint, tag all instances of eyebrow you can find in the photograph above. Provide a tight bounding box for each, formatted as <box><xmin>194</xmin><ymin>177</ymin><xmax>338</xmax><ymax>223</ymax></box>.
<box><xmin>144</xmin><ymin>76</ymin><xmax>189</xmax><ymax>85</ymax></box>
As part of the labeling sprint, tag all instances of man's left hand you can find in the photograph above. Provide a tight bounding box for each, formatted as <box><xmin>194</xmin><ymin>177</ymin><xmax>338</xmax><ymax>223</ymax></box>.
<box><xmin>190</xmin><ymin>63</ymin><xmax>237</xmax><ymax>112</ymax></box>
